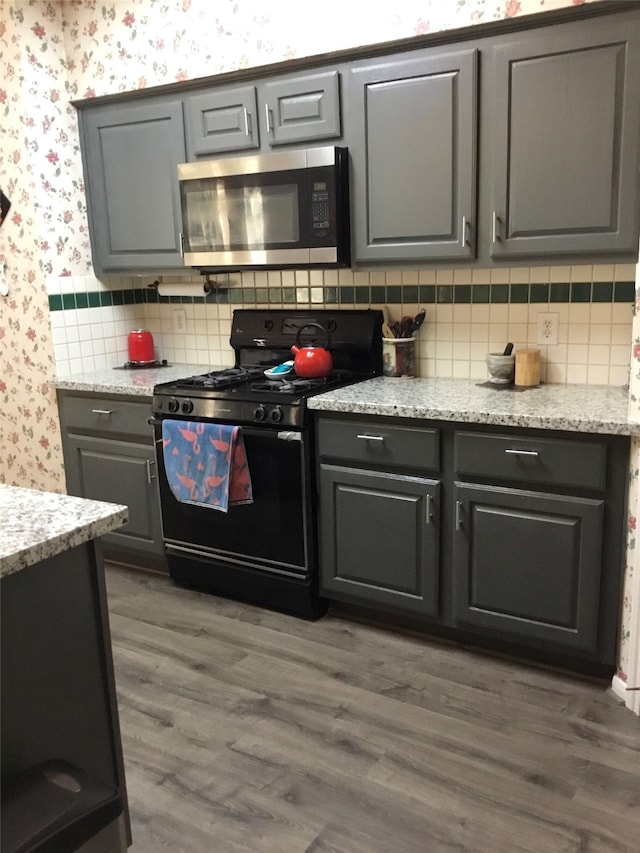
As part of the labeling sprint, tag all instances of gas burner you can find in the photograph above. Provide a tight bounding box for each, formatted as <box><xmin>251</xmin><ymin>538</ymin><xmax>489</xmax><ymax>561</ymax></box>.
<box><xmin>179</xmin><ymin>366</ymin><xmax>264</xmax><ymax>389</ymax></box>
<box><xmin>251</xmin><ymin>376</ymin><xmax>331</xmax><ymax>394</ymax></box>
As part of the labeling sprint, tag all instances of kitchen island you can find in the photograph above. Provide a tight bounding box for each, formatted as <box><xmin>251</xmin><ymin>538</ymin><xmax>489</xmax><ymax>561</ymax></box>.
<box><xmin>1</xmin><ymin>485</ymin><xmax>130</xmax><ymax>852</ymax></box>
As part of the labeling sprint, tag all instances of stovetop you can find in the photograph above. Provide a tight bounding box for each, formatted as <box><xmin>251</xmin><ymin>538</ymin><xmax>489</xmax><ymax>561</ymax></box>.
<box><xmin>152</xmin><ymin>308</ymin><xmax>383</xmax><ymax>429</ymax></box>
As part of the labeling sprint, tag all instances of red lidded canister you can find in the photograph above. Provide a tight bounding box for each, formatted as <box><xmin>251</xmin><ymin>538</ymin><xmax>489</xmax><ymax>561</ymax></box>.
<box><xmin>127</xmin><ymin>329</ymin><xmax>155</xmax><ymax>363</ymax></box>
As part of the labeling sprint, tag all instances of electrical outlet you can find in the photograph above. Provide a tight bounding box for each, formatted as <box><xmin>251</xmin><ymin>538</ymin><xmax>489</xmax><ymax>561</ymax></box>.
<box><xmin>173</xmin><ymin>308</ymin><xmax>187</xmax><ymax>333</ymax></box>
<box><xmin>537</xmin><ymin>312</ymin><xmax>559</xmax><ymax>346</ymax></box>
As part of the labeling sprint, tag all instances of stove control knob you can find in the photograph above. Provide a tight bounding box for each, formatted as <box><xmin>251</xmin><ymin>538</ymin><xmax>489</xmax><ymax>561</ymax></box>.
<box><xmin>167</xmin><ymin>398</ymin><xmax>180</xmax><ymax>413</ymax></box>
<box><xmin>270</xmin><ymin>406</ymin><xmax>284</xmax><ymax>424</ymax></box>
<box><xmin>181</xmin><ymin>400</ymin><xmax>194</xmax><ymax>415</ymax></box>
<box><xmin>254</xmin><ymin>405</ymin><xmax>267</xmax><ymax>422</ymax></box>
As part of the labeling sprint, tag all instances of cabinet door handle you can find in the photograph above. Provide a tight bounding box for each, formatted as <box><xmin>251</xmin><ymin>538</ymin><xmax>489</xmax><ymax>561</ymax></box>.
<box><xmin>356</xmin><ymin>434</ymin><xmax>385</xmax><ymax>442</ymax></box>
<box><xmin>461</xmin><ymin>215</ymin><xmax>468</xmax><ymax>247</ymax></box>
<box><xmin>425</xmin><ymin>493</ymin><xmax>433</xmax><ymax>525</ymax></box>
<box><xmin>492</xmin><ymin>210</ymin><xmax>501</xmax><ymax>243</ymax></box>
<box><xmin>264</xmin><ymin>104</ymin><xmax>272</xmax><ymax>133</ymax></box>
<box><xmin>146</xmin><ymin>459</ymin><xmax>156</xmax><ymax>483</ymax></box>
<box><xmin>505</xmin><ymin>449</ymin><xmax>539</xmax><ymax>457</ymax></box>
<box><xmin>91</xmin><ymin>409</ymin><xmax>113</xmax><ymax>415</ymax></box>
<box><xmin>455</xmin><ymin>500</ymin><xmax>463</xmax><ymax>531</ymax></box>
<box><xmin>243</xmin><ymin>107</ymin><xmax>250</xmax><ymax>137</ymax></box>
<box><xmin>179</xmin><ymin>232</ymin><xmax>184</xmax><ymax>257</ymax></box>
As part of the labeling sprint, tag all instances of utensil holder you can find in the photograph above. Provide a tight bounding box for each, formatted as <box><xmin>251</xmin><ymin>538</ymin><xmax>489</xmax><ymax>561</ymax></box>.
<box><xmin>383</xmin><ymin>338</ymin><xmax>416</xmax><ymax>378</ymax></box>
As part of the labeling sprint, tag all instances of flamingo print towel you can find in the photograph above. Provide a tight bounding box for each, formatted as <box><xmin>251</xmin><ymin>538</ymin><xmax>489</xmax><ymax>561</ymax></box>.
<box><xmin>162</xmin><ymin>421</ymin><xmax>253</xmax><ymax>512</ymax></box>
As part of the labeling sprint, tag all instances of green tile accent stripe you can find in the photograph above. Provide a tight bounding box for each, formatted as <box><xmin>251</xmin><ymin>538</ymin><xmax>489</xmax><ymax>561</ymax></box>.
<box><xmin>47</xmin><ymin>280</ymin><xmax>636</xmax><ymax>312</ymax></box>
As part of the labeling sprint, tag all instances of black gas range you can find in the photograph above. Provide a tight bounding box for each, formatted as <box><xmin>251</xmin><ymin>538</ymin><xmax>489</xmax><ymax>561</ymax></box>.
<box><xmin>151</xmin><ymin>309</ymin><xmax>383</xmax><ymax>618</ymax></box>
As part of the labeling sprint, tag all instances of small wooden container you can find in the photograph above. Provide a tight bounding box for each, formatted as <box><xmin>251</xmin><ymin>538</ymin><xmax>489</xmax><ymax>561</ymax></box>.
<box><xmin>515</xmin><ymin>349</ymin><xmax>541</xmax><ymax>386</ymax></box>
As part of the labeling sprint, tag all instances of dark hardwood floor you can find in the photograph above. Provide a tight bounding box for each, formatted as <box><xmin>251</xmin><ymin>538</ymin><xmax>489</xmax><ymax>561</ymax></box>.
<box><xmin>104</xmin><ymin>565</ymin><xmax>640</xmax><ymax>853</ymax></box>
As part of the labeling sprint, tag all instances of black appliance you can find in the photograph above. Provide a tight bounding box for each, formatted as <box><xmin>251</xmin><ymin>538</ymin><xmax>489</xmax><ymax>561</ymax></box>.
<box><xmin>151</xmin><ymin>309</ymin><xmax>383</xmax><ymax>618</ymax></box>
<box><xmin>177</xmin><ymin>147</ymin><xmax>350</xmax><ymax>271</ymax></box>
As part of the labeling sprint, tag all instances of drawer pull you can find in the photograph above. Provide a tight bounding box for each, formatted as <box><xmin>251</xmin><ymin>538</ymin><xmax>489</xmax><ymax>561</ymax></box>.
<box><xmin>356</xmin><ymin>434</ymin><xmax>385</xmax><ymax>442</ymax></box>
<box><xmin>505</xmin><ymin>449</ymin><xmax>539</xmax><ymax>457</ymax></box>
<box><xmin>91</xmin><ymin>409</ymin><xmax>113</xmax><ymax>415</ymax></box>
<box><xmin>425</xmin><ymin>493</ymin><xmax>433</xmax><ymax>525</ymax></box>
<box><xmin>455</xmin><ymin>500</ymin><xmax>463</xmax><ymax>531</ymax></box>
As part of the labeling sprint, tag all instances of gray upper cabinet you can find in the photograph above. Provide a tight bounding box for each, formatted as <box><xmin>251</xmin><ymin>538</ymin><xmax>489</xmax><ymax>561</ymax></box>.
<box><xmin>348</xmin><ymin>48</ymin><xmax>478</xmax><ymax>263</ymax></box>
<box><xmin>185</xmin><ymin>70</ymin><xmax>341</xmax><ymax>159</ymax></box>
<box><xmin>79</xmin><ymin>98</ymin><xmax>186</xmax><ymax>275</ymax></box>
<box><xmin>185</xmin><ymin>85</ymin><xmax>259</xmax><ymax>156</ymax></box>
<box><xmin>488</xmin><ymin>16</ymin><xmax>640</xmax><ymax>259</ymax></box>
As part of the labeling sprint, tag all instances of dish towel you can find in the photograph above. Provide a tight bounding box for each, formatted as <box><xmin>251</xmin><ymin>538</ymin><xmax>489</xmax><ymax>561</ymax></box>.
<box><xmin>162</xmin><ymin>420</ymin><xmax>253</xmax><ymax>512</ymax></box>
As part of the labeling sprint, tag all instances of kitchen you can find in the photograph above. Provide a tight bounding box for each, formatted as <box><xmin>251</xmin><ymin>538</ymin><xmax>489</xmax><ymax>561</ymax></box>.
<box><xmin>2</xmin><ymin>0</ymin><xmax>640</xmax><ymax>850</ymax></box>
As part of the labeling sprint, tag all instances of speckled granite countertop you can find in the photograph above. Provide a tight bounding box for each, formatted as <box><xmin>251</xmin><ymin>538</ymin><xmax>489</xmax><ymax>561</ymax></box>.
<box><xmin>308</xmin><ymin>377</ymin><xmax>640</xmax><ymax>436</ymax></box>
<box><xmin>51</xmin><ymin>363</ymin><xmax>217</xmax><ymax>397</ymax></box>
<box><xmin>0</xmin><ymin>485</ymin><xmax>128</xmax><ymax>579</ymax></box>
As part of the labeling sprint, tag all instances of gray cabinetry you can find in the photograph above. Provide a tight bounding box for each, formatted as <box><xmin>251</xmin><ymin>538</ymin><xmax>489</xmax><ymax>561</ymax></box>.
<box><xmin>348</xmin><ymin>48</ymin><xmax>477</xmax><ymax>263</ymax></box>
<box><xmin>452</xmin><ymin>431</ymin><xmax>608</xmax><ymax>653</ymax></box>
<box><xmin>78</xmin><ymin>98</ymin><xmax>186</xmax><ymax>275</ymax></box>
<box><xmin>317</xmin><ymin>418</ymin><xmax>440</xmax><ymax>615</ymax></box>
<box><xmin>185</xmin><ymin>70</ymin><xmax>341</xmax><ymax>158</ymax></box>
<box><xmin>488</xmin><ymin>16</ymin><xmax>640</xmax><ymax>259</ymax></box>
<box><xmin>58</xmin><ymin>392</ymin><xmax>167</xmax><ymax>570</ymax></box>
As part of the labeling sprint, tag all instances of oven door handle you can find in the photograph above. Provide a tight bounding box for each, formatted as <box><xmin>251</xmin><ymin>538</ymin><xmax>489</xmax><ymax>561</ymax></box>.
<box><xmin>148</xmin><ymin>417</ymin><xmax>163</xmax><ymax>426</ymax></box>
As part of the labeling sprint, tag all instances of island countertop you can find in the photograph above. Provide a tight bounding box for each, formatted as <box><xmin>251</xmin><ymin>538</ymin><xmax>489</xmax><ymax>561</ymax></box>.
<box><xmin>0</xmin><ymin>485</ymin><xmax>128</xmax><ymax>579</ymax></box>
<box><xmin>308</xmin><ymin>376</ymin><xmax>640</xmax><ymax>436</ymax></box>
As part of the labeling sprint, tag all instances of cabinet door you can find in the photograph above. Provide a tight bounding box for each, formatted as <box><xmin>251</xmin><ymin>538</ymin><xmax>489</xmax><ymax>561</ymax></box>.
<box><xmin>453</xmin><ymin>483</ymin><xmax>604</xmax><ymax>652</ymax></box>
<box><xmin>489</xmin><ymin>18</ymin><xmax>640</xmax><ymax>258</ymax></box>
<box><xmin>79</xmin><ymin>99</ymin><xmax>186</xmax><ymax>274</ymax></box>
<box><xmin>262</xmin><ymin>70</ymin><xmax>340</xmax><ymax>146</ymax></box>
<box><xmin>349</xmin><ymin>48</ymin><xmax>477</xmax><ymax>262</ymax></box>
<box><xmin>185</xmin><ymin>85</ymin><xmax>259</xmax><ymax>157</ymax></box>
<box><xmin>320</xmin><ymin>465</ymin><xmax>440</xmax><ymax>616</ymax></box>
<box><xmin>64</xmin><ymin>434</ymin><xmax>165</xmax><ymax>559</ymax></box>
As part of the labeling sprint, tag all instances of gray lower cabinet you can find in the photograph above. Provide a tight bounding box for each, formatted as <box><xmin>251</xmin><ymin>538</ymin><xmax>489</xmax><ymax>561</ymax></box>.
<box><xmin>77</xmin><ymin>98</ymin><xmax>186</xmax><ymax>275</ymax></box>
<box><xmin>452</xmin><ymin>483</ymin><xmax>604</xmax><ymax>651</ymax></box>
<box><xmin>316</xmin><ymin>414</ymin><xmax>628</xmax><ymax>671</ymax></box>
<box><xmin>348</xmin><ymin>48</ymin><xmax>477</xmax><ymax>263</ymax></box>
<box><xmin>317</xmin><ymin>417</ymin><xmax>441</xmax><ymax>615</ymax></box>
<box><xmin>488</xmin><ymin>13</ymin><xmax>640</xmax><ymax>259</ymax></box>
<box><xmin>58</xmin><ymin>392</ymin><xmax>167</xmax><ymax>570</ymax></box>
<box><xmin>185</xmin><ymin>70</ymin><xmax>341</xmax><ymax>158</ymax></box>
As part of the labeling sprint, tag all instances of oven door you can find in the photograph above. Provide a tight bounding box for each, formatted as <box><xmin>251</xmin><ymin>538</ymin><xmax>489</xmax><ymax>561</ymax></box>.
<box><xmin>154</xmin><ymin>422</ymin><xmax>313</xmax><ymax>577</ymax></box>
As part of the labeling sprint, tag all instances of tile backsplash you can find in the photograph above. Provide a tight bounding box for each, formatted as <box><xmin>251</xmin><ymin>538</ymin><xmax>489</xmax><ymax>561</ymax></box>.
<box><xmin>48</xmin><ymin>263</ymin><xmax>636</xmax><ymax>385</ymax></box>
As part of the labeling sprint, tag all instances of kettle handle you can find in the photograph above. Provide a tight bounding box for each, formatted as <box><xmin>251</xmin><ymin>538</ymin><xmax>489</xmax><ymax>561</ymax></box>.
<box><xmin>294</xmin><ymin>322</ymin><xmax>331</xmax><ymax>349</ymax></box>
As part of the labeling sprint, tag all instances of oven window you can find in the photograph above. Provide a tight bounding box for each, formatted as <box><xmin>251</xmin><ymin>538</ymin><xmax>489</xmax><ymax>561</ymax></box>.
<box><xmin>157</xmin><ymin>427</ymin><xmax>310</xmax><ymax>573</ymax></box>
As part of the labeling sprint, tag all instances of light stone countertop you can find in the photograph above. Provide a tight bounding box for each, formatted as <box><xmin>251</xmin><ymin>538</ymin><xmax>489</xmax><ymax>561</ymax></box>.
<box><xmin>0</xmin><ymin>485</ymin><xmax>129</xmax><ymax>579</ymax></box>
<box><xmin>308</xmin><ymin>376</ymin><xmax>640</xmax><ymax>436</ymax></box>
<box><xmin>51</xmin><ymin>363</ymin><xmax>219</xmax><ymax>397</ymax></box>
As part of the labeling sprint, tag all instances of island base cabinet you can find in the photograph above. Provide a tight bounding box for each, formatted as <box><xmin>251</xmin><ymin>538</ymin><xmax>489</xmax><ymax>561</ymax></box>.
<box><xmin>319</xmin><ymin>465</ymin><xmax>440</xmax><ymax>616</ymax></box>
<box><xmin>452</xmin><ymin>483</ymin><xmax>604</xmax><ymax>653</ymax></box>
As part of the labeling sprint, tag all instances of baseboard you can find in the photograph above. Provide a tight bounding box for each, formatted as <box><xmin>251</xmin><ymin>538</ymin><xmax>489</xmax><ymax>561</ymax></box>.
<box><xmin>610</xmin><ymin>673</ymin><xmax>628</xmax><ymax>703</ymax></box>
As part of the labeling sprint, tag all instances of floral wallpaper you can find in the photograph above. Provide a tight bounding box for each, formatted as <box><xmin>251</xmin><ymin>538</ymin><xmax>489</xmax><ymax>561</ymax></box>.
<box><xmin>6</xmin><ymin>0</ymin><xmax>640</xmax><ymax>692</ymax></box>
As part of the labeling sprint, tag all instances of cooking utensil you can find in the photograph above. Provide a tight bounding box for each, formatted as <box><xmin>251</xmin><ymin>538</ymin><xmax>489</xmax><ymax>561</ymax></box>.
<box><xmin>291</xmin><ymin>322</ymin><xmax>333</xmax><ymax>378</ymax></box>
<box><xmin>411</xmin><ymin>310</ymin><xmax>426</xmax><ymax>335</ymax></box>
<box><xmin>382</xmin><ymin>321</ymin><xmax>395</xmax><ymax>339</ymax></box>
<box><xmin>127</xmin><ymin>329</ymin><xmax>155</xmax><ymax>364</ymax></box>
<box><xmin>400</xmin><ymin>316</ymin><xmax>414</xmax><ymax>338</ymax></box>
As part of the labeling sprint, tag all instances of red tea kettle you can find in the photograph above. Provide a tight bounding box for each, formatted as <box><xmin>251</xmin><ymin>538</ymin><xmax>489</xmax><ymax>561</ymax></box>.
<box><xmin>291</xmin><ymin>322</ymin><xmax>333</xmax><ymax>378</ymax></box>
<box><xmin>127</xmin><ymin>329</ymin><xmax>155</xmax><ymax>364</ymax></box>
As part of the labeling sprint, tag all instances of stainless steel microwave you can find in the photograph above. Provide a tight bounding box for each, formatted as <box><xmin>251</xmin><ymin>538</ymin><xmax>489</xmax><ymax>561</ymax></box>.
<box><xmin>177</xmin><ymin>146</ymin><xmax>350</xmax><ymax>271</ymax></box>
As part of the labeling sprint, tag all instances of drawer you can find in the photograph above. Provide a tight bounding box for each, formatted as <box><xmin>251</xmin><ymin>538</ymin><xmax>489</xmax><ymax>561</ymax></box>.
<box><xmin>318</xmin><ymin>417</ymin><xmax>439</xmax><ymax>472</ymax></box>
<box><xmin>59</xmin><ymin>394</ymin><xmax>152</xmax><ymax>442</ymax></box>
<box><xmin>454</xmin><ymin>430</ymin><xmax>606</xmax><ymax>492</ymax></box>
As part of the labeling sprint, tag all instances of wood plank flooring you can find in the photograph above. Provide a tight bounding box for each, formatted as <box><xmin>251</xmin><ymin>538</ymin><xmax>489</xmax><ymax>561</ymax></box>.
<box><xmin>104</xmin><ymin>565</ymin><xmax>640</xmax><ymax>853</ymax></box>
